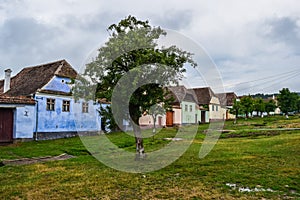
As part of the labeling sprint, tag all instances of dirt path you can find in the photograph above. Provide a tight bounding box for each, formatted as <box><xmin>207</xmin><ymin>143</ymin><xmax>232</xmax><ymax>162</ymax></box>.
<box><xmin>1</xmin><ymin>153</ymin><xmax>75</xmax><ymax>166</ymax></box>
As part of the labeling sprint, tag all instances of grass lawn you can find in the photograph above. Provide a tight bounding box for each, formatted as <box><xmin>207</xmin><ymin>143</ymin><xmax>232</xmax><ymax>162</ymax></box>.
<box><xmin>0</xmin><ymin>115</ymin><xmax>299</xmax><ymax>199</ymax></box>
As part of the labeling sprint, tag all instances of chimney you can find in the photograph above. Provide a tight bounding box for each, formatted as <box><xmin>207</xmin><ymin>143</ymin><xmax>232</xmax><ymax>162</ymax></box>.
<box><xmin>4</xmin><ymin>69</ymin><xmax>12</xmax><ymax>93</ymax></box>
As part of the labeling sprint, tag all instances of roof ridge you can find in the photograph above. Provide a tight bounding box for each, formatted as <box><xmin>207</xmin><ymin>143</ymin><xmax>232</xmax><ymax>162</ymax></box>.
<box><xmin>22</xmin><ymin>59</ymin><xmax>66</xmax><ymax>70</ymax></box>
<box><xmin>54</xmin><ymin>60</ymin><xmax>65</xmax><ymax>75</ymax></box>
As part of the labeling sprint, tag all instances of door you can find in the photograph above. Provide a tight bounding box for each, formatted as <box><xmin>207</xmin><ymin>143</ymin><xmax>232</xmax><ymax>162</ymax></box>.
<box><xmin>201</xmin><ymin>111</ymin><xmax>206</xmax><ymax>123</ymax></box>
<box><xmin>158</xmin><ymin>116</ymin><xmax>162</xmax><ymax>126</ymax></box>
<box><xmin>166</xmin><ymin>111</ymin><xmax>174</xmax><ymax>127</ymax></box>
<box><xmin>0</xmin><ymin>108</ymin><xmax>14</xmax><ymax>143</ymax></box>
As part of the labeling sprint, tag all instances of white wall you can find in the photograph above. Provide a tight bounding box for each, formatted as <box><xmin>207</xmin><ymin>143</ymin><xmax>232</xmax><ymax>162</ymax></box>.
<box><xmin>209</xmin><ymin>97</ymin><xmax>226</xmax><ymax>120</ymax></box>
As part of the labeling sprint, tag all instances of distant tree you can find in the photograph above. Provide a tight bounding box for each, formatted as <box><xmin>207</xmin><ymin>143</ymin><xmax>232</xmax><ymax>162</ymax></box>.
<box><xmin>147</xmin><ymin>104</ymin><xmax>165</xmax><ymax>135</ymax></box>
<box><xmin>81</xmin><ymin>16</ymin><xmax>196</xmax><ymax>159</ymax></box>
<box><xmin>277</xmin><ymin>88</ymin><xmax>298</xmax><ymax>118</ymax></box>
<box><xmin>253</xmin><ymin>98</ymin><xmax>265</xmax><ymax>117</ymax></box>
<box><xmin>265</xmin><ymin>99</ymin><xmax>277</xmax><ymax>116</ymax></box>
<box><xmin>230</xmin><ymin>99</ymin><xmax>242</xmax><ymax>123</ymax></box>
<box><xmin>240</xmin><ymin>95</ymin><xmax>254</xmax><ymax>118</ymax></box>
<box><xmin>296</xmin><ymin>97</ymin><xmax>300</xmax><ymax>113</ymax></box>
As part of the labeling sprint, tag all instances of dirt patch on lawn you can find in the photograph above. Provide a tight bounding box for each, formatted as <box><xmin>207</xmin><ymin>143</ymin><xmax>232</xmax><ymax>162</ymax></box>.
<box><xmin>223</xmin><ymin>130</ymin><xmax>280</xmax><ymax>138</ymax></box>
<box><xmin>1</xmin><ymin>153</ymin><xmax>75</xmax><ymax>166</ymax></box>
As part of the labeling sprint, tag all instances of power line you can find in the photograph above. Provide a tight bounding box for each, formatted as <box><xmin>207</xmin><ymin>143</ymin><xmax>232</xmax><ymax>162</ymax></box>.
<box><xmin>223</xmin><ymin>68</ymin><xmax>300</xmax><ymax>88</ymax></box>
<box><xmin>233</xmin><ymin>70</ymin><xmax>300</xmax><ymax>95</ymax></box>
<box><xmin>260</xmin><ymin>71</ymin><xmax>300</xmax><ymax>92</ymax></box>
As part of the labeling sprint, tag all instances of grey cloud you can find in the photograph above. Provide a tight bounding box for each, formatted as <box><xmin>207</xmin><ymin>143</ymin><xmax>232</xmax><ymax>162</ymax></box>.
<box><xmin>263</xmin><ymin>17</ymin><xmax>300</xmax><ymax>52</ymax></box>
<box><xmin>0</xmin><ymin>18</ymin><xmax>59</xmax><ymax>49</ymax></box>
<box><xmin>0</xmin><ymin>17</ymin><xmax>62</xmax><ymax>67</ymax></box>
<box><xmin>151</xmin><ymin>10</ymin><xmax>193</xmax><ymax>30</ymax></box>
<box><xmin>62</xmin><ymin>12</ymin><xmax>118</xmax><ymax>33</ymax></box>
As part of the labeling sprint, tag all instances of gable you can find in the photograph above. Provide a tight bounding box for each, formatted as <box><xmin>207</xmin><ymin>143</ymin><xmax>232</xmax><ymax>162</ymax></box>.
<box><xmin>192</xmin><ymin>87</ymin><xmax>215</xmax><ymax>105</ymax></box>
<box><xmin>41</xmin><ymin>76</ymin><xmax>72</xmax><ymax>94</ymax></box>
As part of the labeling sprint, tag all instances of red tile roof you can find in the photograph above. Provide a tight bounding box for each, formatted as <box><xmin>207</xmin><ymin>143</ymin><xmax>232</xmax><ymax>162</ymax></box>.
<box><xmin>0</xmin><ymin>96</ymin><xmax>35</xmax><ymax>105</ymax></box>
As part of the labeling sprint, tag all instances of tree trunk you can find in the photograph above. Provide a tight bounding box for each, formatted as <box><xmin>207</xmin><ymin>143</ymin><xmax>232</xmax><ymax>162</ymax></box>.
<box><xmin>152</xmin><ymin>114</ymin><xmax>156</xmax><ymax>141</ymax></box>
<box><xmin>133</xmin><ymin>124</ymin><xmax>145</xmax><ymax>160</ymax></box>
<box><xmin>129</xmin><ymin>104</ymin><xmax>146</xmax><ymax>160</ymax></box>
<box><xmin>234</xmin><ymin>110</ymin><xmax>238</xmax><ymax>124</ymax></box>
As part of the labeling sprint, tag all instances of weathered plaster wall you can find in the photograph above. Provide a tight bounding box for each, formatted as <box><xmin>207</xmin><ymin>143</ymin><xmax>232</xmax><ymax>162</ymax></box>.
<box><xmin>35</xmin><ymin>94</ymin><xmax>102</xmax><ymax>133</ymax></box>
<box><xmin>209</xmin><ymin>97</ymin><xmax>225</xmax><ymax>120</ymax></box>
<box><xmin>43</xmin><ymin>76</ymin><xmax>72</xmax><ymax>93</ymax></box>
<box><xmin>15</xmin><ymin>105</ymin><xmax>35</xmax><ymax>139</ymax></box>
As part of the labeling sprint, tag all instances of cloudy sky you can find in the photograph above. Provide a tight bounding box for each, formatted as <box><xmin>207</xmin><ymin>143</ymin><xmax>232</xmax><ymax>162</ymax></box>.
<box><xmin>0</xmin><ymin>0</ymin><xmax>299</xmax><ymax>95</ymax></box>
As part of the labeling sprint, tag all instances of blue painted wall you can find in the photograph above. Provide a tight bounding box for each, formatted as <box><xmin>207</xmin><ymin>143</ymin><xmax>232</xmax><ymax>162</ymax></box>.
<box><xmin>34</xmin><ymin>94</ymin><xmax>103</xmax><ymax>133</ymax></box>
<box><xmin>43</xmin><ymin>76</ymin><xmax>72</xmax><ymax>93</ymax></box>
<box><xmin>34</xmin><ymin>75</ymin><xmax>103</xmax><ymax>133</ymax></box>
<box><xmin>1</xmin><ymin>75</ymin><xmax>106</xmax><ymax>140</ymax></box>
<box><xmin>0</xmin><ymin>104</ymin><xmax>35</xmax><ymax>139</ymax></box>
<box><xmin>15</xmin><ymin>105</ymin><xmax>35</xmax><ymax>138</ymax></box>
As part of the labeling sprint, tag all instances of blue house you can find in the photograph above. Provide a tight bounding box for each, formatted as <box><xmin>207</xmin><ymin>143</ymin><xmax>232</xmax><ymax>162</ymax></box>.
<box><xmin>0</xmin><ymin>60</ymin><xmax>104</xmax><ymax>142</ymax></box>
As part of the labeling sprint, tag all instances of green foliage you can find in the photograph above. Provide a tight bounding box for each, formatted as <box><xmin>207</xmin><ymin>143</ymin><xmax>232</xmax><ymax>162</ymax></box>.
<box><xmin>265</xmin><ymin>99</ymin><xmax>277</xmax><ymax>115</ymax></box>
<box><xmin>253</xmin><ymin>98</ymin><xmax>265</xmax><ymax>116</ymax></box>
<box><xmin>240</xmin><ymin>95</ymin><xmax>254</xmax><ymax>118</ymax></box>
<box><xmin>296</xmin><ymin>96</ymin><xmax>300</xmax><ymax>113</ymax></box>
<box><xmin>277</xmin><ymin>88</ymin><xmax>298</xmax><ymax>115</ymax></box>
<box><xmin>83</xmin><ymin>15</ymin><xmax>196</xmax><ymax>128</ymax></box>
<box><xmin>99</xmin><ymin>105</ymin><xmax>119</xmax><ymax>133</ymax></box>
<box><xmin>230</xmin><ymin>99</ymin><xmax>242</xmax><ymax>118</ymax></box>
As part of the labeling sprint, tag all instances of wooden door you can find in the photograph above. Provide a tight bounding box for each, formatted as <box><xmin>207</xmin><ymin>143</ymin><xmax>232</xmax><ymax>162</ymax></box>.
<box><xmin>166</xmin><ymin>111</ymin><xmax>173</xmax><ymax>127</ymax></box>
<box><xmin>0</xmin><ymin>108</ymin><xmax>14</xmax><ymax>143</ymax></box>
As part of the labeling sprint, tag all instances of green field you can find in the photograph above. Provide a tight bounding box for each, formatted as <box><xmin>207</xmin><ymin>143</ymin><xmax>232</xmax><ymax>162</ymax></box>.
<box><xmin>0</xmin><ymin>115</ymin><xmax>299</xmax><ymax>199</ymax></box>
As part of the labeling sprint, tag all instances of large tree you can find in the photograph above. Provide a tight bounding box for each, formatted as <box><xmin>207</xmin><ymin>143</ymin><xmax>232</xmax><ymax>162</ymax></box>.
<box><xmin>277</xmin><ymin>88</ymin><xmax>298</xmax><ymax>117</ymax></box>
<box><xmin>82</xmin><ymin>16</ymin><xmax>196</xmax><ymax>159</ymax></box>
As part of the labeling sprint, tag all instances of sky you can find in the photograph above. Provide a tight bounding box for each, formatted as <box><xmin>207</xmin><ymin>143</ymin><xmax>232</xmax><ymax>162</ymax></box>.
<box><xmin>0</xmin><ymin>0</ymin><xmax>299</xmax><ymax>95</ymax></box>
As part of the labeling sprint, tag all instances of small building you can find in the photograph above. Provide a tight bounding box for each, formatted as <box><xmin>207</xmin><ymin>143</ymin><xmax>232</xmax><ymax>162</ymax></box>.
<box><xmin>168</xmin><ymin>86</ymin><xmax>198</xmax><ymax>125</ymax></box>
<box><xmin>0</xmin><ymin>96</ymin><xmax>35</xmax><ymax>142</ymax></box>
<box><xmin>139</xmin><ymin>85</ymin><xmax>200</xmax><ymax>127</ymax></box>
<box><xmin>192</xmin><ymin>87</ymin><xmax>225</xmax><ymax>122</ymax></box>
<box><xmin>216</xmin><ymin>92</ymin><xmax>238</xmax><ymax>120</ymax></box>
<box><xmin>0</xmin><ymin>60</ymin><xmax>104</xmax><ymax>142</ymax></box>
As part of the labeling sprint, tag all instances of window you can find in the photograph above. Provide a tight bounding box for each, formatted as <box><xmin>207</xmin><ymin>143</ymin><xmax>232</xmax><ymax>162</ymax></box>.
<box><xmin>62</xmin><ymin>100</ymin><xmax>70</xmax><ymax>112</ymax></box>
<box><xmin>46</xmin><ymin>98</ymin><xmax>55</xmax><ymax>111</ymax></box>
<box><xmin>216</xmin><ymin>105</ymin><xmax>218</xmax><ymax>111</ymax></box>
<box><xmin>185</xmin><ymin>105</ymin><xmax>188</xmax><ymax>112</ymax></box>
<box><xmin>189</xmin><ymin>105</ymin><xmax>193</xmax><ymax>112</ymax></box>
<box><xmin>82</xmin><ymin>102</ymin><xmax>89</xmax><ymax>113</ymax></box>
<box><xmin>212</xmin><ymin>105</ymin><xmax>214</xmax><ymax>111</ymax></box>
